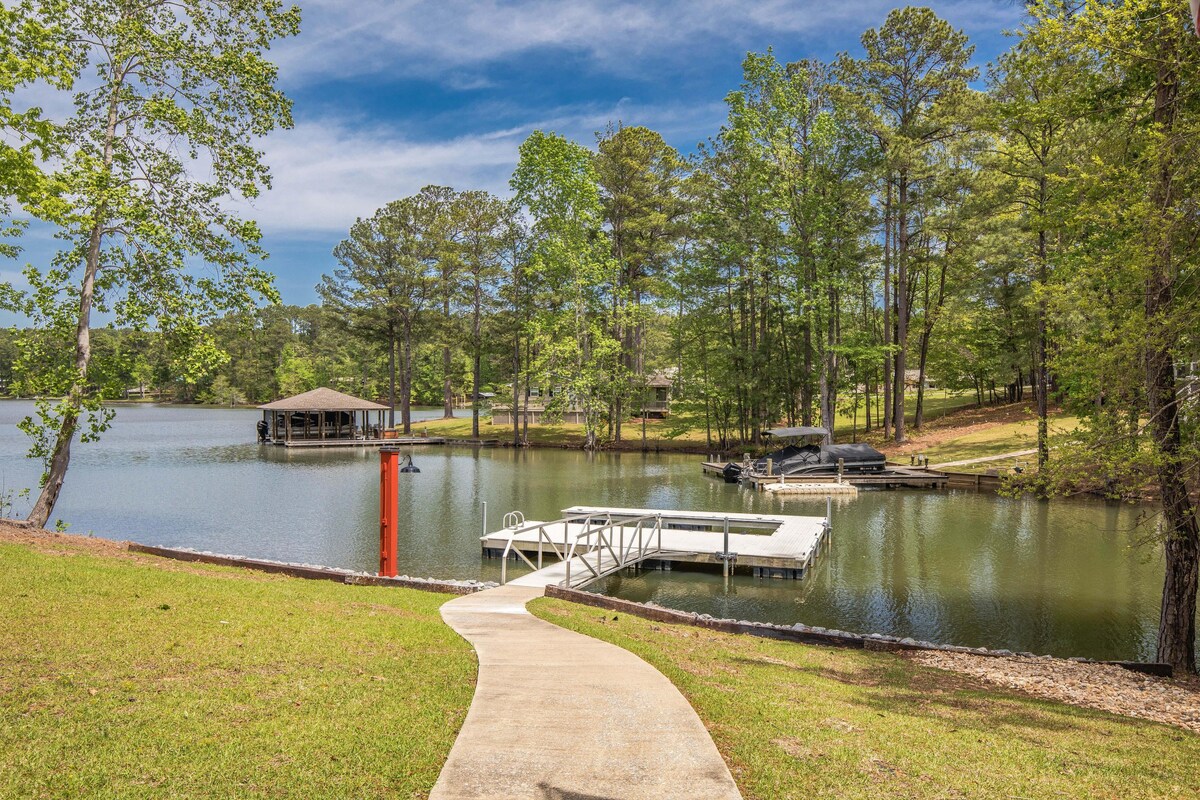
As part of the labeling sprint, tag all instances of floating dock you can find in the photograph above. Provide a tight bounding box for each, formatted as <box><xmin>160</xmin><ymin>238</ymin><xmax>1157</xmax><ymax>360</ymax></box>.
<box><xmin>763</xmin><ymin>482</ymin><xmax>858</xmax><ymax>496</ymax></box>
<box><xmin>481</xmin><ymin>505</ymin><xmax>831</xmax><ymax>589</ymax></box>
<box><xmin>701</xmin><ymin>461</ymin><xmax>947</xmax><ymax>489</ymax></box>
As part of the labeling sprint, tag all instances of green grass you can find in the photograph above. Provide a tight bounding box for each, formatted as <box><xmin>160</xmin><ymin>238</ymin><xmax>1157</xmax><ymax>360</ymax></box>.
<box><xmin>529</xmin><ymin>598</ymin><xmax>1199</xmax><ymax>800</ymax></box>
<box><xmin>908</xmin><ymin>414</ymin><xmax>1082</xmax><ymax>470</ymax></box>
<box><xmin>0</xmin><ymin>540</ymin><xmax>475</xmax><ymax>799</ymax></box>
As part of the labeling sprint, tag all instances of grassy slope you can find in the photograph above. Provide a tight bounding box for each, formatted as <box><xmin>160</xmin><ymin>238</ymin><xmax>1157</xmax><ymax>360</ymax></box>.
<box><xmin>0</xmin><ymin>538</ymin><xmax>475</xmax><ymax>799</ymax></box>
<box><xmin>530</xmin><ymin>598</ymin><xmax>1199</xmax><ymax>800</ymax></box>
<box><xmin>881</xmin><ymin>409</ymin><xmax>1082</xmax><ymax>471</ymax></box>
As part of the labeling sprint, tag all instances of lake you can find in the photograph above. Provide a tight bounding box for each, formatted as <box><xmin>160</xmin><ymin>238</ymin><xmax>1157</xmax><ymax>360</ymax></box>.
<box><xmin>0</xmin><ymin>400</ymin><xmax>1188</xmax><ymax>663</ymax></box>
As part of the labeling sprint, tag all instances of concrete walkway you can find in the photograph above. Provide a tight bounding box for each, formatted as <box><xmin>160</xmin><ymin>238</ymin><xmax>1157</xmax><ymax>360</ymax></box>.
<box><xmin>930</xmin><ymin>448</ymin><xmax>1037</xmax><ymax>469</ymax></box>
<box><xmin>430</xmin><ymin>584</ymin><xmax>743</xmax><ymax>800</ymax></box>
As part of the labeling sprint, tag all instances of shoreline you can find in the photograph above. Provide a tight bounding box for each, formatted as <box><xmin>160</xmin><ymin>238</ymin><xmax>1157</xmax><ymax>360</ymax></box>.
<box><xmin>5</xmin><ymin>521</ymin><xmax>1195</xmax><ymax>733</ymax></box>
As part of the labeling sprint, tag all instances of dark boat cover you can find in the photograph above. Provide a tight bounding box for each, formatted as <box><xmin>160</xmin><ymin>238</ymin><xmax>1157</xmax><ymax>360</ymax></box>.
<box><xmin>819</xmin><ymin>443</ymin><xmax>887</xmax><ymax>466</ymax></box>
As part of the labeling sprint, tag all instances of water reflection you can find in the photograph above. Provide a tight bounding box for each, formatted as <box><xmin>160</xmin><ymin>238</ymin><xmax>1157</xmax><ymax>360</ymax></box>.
<box><xmin>0</xmin><ymin>400</ymin><xmax>1190</xmax><ymax>663</ymax></box>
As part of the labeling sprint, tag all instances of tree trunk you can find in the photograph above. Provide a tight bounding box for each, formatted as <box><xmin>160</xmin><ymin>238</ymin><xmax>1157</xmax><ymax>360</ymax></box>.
<box><xmin>1036</xmin><ymin>206</ymin><xmax>1051</xmax><ymax>473</ymax></box>
<box><xmin>893</xmin><ymin>172</ymin><xmax>909</xmax><ymax>443</ymax></box>
<box><xmin>471</xmin><ymin>282</ymin><xmax>482</xmax><ymax>439</ymax></box>
<box><xmin>818</xmin><ymin>284</ymin><xmax>837</xmax><ymax>444</ymax></box>
<box><xmin>511</xmin><ymin>328</ymin><xmax>521</xmax><ymax>447</ymax></box>
<box><xmin>442</xmin><ymin>343</ymin><xmax>454</xmax><ymax>419</ymax></box>
<box><xmin>27</xmin><ymin>65</ymin><xmax>125</xmax><ymax>529</ymax></box>
<box><xmin>1146</xmin><ymin>55</ymin><xmax>1197</xmax><ymax>674</ymax></box>
<box><xmin>401</xmin><ymin>317</ymin><xmax>413</xmax><ymax>434</ymax></box>
<box><xmin>882</xmin><ymin>183</ymin><xmax>892</xmax><ymax>441</ymax></box>
<box><xmin>914</xmin><ymin>332</ymin><xmax>929</xmax><ymax>430</ymax></box>
<box><xmin>387</xmin><ymin>322</ymin><xmax>397</xmax><ymax>429</ymax></box>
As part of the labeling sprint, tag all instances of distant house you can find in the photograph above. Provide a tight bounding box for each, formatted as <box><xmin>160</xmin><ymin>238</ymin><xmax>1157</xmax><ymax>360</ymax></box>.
<box><xmin>639</xmin><ymin>370</ymin><xmax>675</xmax><ymax>418</ymax></box>
<box><xmin>453</xmin><ymin>390</ymin><xmax>495</xmax><ymax>410</ymax></box>
<box><xmin>491</xmin><ymin>386</ymin><xmax>585</xmax><ymax>426</ymax></box>
<box><xmin>491</xmin><ymin>370</ymin><xmax>676</xmax><ymax>425</ymax></box>
<box><xmin>904</xmin><ymin>369</ymin><xmax>934</xmax><ymax>391</ymax></box>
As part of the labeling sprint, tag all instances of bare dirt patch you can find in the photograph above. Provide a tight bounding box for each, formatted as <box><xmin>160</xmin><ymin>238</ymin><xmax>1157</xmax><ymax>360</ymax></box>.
<box><xmin>0</xmin><ymin>520</ymin><xmax>277</xmax><ymax>582</ymax></box>
<box><xmin>0</xmin><ymin>520</ymin><xmax>128</xmax><ymax>556</ymax></box>
<box><xmin>907</xmin><ymin>650</ymin><xmax>1200</xmax><ymax>734</ymax></box>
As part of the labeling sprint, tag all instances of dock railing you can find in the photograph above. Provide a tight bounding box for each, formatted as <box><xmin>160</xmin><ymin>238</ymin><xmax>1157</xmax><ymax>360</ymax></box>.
<box><xmin>562</xmin><ymin>513</ymin><xmax>663</xmax><ymax>589</ymax></box>
<box><xmin>498</xmin><ymin>512</ymin><xmax>610</xmax><ymax>584</ymax></box>
<box><xmin>496</xmin><ymin>512</ymin><xmax>664</xmax><ymax>587</ymax></box>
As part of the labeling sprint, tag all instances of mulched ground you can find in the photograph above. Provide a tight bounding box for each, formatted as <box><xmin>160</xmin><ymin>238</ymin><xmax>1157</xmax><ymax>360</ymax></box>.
<box><xmin>908</xmin><ymin>650</ymin><xmax>1200</xmax><ymax>734</ymax></box>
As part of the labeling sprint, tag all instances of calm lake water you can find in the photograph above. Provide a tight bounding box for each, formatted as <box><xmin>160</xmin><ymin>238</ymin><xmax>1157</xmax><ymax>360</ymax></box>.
<box><xmin>0</xmin><ymin>400</ymin><xmax>1190</xmax><ymax>663</ymax></box>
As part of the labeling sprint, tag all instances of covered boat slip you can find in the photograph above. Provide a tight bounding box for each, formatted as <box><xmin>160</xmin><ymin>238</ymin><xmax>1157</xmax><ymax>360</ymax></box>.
<box><xmin>481</xmin><ymin>505</ymin><xmax>832</xmax><ymax>585</ymax></box>
<box><xmin>257</xmin><ymin>387</ymin><xmax>446</xmax><ymax>448</ymax></box>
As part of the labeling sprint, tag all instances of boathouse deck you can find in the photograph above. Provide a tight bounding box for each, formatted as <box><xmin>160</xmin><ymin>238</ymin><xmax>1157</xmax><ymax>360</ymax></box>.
<box><xmin>481</xmin><ymin>505</ymin><xmax>831</xmax><ymax>586</ymax></box>
<box><xmin>278</xmin><ymin>436</ymin><xmax>446</xmax><ymax>448</ymax></box>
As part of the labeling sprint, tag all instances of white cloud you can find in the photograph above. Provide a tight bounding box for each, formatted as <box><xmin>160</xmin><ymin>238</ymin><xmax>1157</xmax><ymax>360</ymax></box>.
<box><xmin>276</xmin><ymin>0</ymin><xmax>1025</xmax><ymax>84</ymax></box>
<box><xmin>242</xmin><ymin>98</ymin><xmax>726</xmax><ymax>236</ymax></box>
<box><xmin>237</xmin><ymin>121</ymin><xmax>518</xmax><ymax>236</ymax></box>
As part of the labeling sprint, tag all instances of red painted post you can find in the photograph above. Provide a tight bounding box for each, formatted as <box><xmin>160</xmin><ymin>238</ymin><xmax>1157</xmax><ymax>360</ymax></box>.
<box><xmin>379</xmin><ymin>448</ymin><xmax>399</xmax><ymax>577</ymax></box>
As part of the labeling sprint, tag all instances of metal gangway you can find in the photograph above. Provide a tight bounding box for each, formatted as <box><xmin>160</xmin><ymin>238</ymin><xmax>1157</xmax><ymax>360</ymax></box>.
<box><xmin>494</xmin><ymin>511</ymin><xmax>678</xmax><ymax>589</ymax></box>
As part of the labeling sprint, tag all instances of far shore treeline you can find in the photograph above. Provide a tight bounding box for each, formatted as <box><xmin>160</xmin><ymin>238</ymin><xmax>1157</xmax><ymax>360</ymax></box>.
<box><xmin>1</xmin><ymin>3</ymin><xmax>1198</xmax><ymax>671</ymax></box>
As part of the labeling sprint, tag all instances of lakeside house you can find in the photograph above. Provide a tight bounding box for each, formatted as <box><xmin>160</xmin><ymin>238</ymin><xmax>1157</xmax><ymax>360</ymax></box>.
<box><xmin>491</xmin><ymin>370</ymin><xmax>676</xmax><ymax>426</ymax></box>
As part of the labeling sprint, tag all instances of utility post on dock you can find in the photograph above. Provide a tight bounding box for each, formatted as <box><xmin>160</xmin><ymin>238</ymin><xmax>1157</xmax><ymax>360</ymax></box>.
<box><xmin>716</xmin><ymin>515</ymin><xmax>737</xmax><ymax>585</ymax></box>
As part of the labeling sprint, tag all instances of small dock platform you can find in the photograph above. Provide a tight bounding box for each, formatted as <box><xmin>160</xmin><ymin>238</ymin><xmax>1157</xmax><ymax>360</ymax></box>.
<box><xmin>764</xmin><ymin>482</ymin><xmax>858</xmax><ymax>496</ymax></box>
<box><xmin>481</xmin><ymin>505</ymin><xmax>831</xmax><ymax>588</ymax></box>
<box><xmin>275</xmin><ymin>436</ymin><xmax>446</xmax><ymax>448</ymax></box>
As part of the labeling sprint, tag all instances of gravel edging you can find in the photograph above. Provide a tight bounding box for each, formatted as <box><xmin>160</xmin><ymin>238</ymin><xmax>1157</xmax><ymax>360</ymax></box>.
<box><xmin>543</xmin><ymin>585</ymin><xmax>1173</xmax><ymax>676</ymax></box>
<box><xmin>544</xmin><ymin>586</ymin><xmax>1198</xmax><ymax>733</ymax></box>
<box><xmin>908</xmin><ymin>650</ymin><xmax>1200</xmax><ymax>734</ymax></box>
<box><xmin>125</xmin><ymin>543</ymin><xmax>498</xmax><ymax>595</ymax></box>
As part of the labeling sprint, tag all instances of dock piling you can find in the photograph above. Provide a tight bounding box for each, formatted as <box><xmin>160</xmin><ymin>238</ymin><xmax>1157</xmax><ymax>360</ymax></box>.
<box><xmin>722</xmin><ymin>517</ymin><xmax>730</xmax><ymax>579</ymax></box>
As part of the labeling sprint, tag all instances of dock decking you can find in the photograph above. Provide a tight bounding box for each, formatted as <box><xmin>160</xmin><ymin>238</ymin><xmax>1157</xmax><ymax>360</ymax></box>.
<box><xmin>481</xmin><ymin>505</ymin><xmax>831</xmax><ymax>587</ymax></box>
<box><xmin>274</xmin><ymin>436</ymin><xmax>447</xmax><ymax>448</ymax></box>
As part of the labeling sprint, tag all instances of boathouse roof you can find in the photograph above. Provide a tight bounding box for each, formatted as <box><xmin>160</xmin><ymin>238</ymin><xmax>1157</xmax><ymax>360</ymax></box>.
<box><xmin>258</xmin><ymin>387</ymin><xmax>389</xmax><ymax>411</ymax></box>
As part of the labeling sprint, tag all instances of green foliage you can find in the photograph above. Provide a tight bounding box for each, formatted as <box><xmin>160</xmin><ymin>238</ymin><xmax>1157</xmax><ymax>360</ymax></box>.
<box><xmin>512</xmin><ymin>130</ymin><xmax>618</xmax><ymax>448</ymax></box>
<box><xmin>0</xmin><ymin>0</ymin><xmax>298</xmax><ymax>525</ymax></box>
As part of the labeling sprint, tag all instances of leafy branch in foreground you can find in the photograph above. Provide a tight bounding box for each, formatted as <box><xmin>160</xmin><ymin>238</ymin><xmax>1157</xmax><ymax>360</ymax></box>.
<box><xmin>0</xmin><ymin>0</ymin><xmax>299</xmax><ymax>527</ymax></box>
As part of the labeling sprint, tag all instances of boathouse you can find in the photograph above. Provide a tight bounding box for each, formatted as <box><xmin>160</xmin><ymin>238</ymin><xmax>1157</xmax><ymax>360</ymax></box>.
<box><xmin>258</xmin><ymin>387</ymin><xmax>389</xmax><ymax>445</ymax></box>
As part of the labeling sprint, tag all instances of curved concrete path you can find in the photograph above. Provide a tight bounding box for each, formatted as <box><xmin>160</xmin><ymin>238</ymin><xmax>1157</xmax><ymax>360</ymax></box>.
<box><xmin>430</xmin><ymin>584</ymin><xmax>743</xmax><ymax>800</ymax></box>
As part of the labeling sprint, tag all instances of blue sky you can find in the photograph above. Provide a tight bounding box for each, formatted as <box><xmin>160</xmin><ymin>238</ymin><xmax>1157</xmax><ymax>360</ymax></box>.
<box><xmin>3</xmin><ymin>1</ymin><xmax>1028</xmax><ymax>320</ymax></box>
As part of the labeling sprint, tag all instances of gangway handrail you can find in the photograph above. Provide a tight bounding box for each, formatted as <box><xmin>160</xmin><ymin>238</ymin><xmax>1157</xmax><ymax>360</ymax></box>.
<box><xmin>562</xmin><ymin>513</ymin><xmax>663</xmax><ymax>589</ymax></box>
<box><xmin>497</xmin><ymin>512</ymin><xmax>602</xmax><ymax>584</ymax></box>
<box><xmin>494</xmin><ymin>512</ymin><xmax>666</xmax><ymax>587</ymax></box>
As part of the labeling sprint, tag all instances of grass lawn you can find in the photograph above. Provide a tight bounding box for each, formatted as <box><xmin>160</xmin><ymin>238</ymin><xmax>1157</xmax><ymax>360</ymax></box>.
<box><xmin>881</xmin><ymin>409</ymin><xmax>1082</xmax><ymax>471</ymax></box>
<box><xmin>529</xmin><ymin>598</ymin><xmax>1199</xmax><ymax>800</ymax></box>
<box><xmin>0</xmin><ymin>535</ymin><xmax>475</xmax><ymax>799</ymax></box>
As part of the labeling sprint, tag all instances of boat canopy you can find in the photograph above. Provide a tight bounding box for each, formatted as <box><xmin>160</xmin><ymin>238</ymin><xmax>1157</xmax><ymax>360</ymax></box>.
<box><xmin>763</xmin><ymin>426</ymin><xmax>829</xmax><ymax>438</ymax></box>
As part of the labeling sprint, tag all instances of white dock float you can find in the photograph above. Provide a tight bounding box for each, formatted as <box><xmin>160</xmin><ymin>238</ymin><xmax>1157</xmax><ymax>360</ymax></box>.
<box><xmin>481</xmin><ymin>505</ymin><xmax>831</xmax><ymax>589</ymax></box>
<box><xmin>763</xmin><ymin>482</ymin><xmax>859</xmax><ymax>496</ymax></box>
